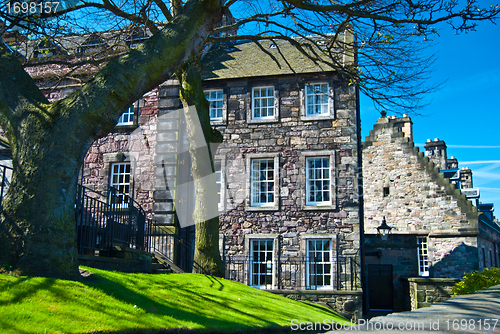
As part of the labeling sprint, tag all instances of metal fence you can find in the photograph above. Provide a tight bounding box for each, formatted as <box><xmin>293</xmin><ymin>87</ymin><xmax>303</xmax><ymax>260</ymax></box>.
<box><xmin>224</xmin><ymin>255</ymin><xmax>360</xmax><ymax>291</ymax></box>
<box><xmin>147</xmin><ymin>223</ymin><xmax>208</xmax><ymax>274</ymax></box>
<box><xmin>0</xmin><ymin>163</ymin><xmax>12</xmax><ymax>207</ymax></box>
<box><xmin>75</xmin><ymin>185</ymin><xmax>149</xmax><ymax>255</ymax></box>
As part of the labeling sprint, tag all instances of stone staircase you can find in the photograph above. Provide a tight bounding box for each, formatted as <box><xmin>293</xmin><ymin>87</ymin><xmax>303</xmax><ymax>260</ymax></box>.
<box><xmin>150</xmin><ymin>251</ymin><xmax>186</xmax><ymax>274</ymax></box>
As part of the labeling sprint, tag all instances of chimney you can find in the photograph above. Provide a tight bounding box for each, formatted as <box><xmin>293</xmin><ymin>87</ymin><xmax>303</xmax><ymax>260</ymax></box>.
<box><xmin>461</xmin><ymin>167</ymin><xmax>473</xmax><ymax>189</ymax></box>
<box><xmin>386</xmin><ymin>114</ymin><xmax>413</xmax><ymax>142</ymax></box>
<box><xmin>424</xmin><ymin>138</ymin><xmax>448</xmax><ymax>170</ymax></box>
<box><xmin>447</xmin><ymin>156</ymin><xmax>458</xmax><ymax>169</ymax></box>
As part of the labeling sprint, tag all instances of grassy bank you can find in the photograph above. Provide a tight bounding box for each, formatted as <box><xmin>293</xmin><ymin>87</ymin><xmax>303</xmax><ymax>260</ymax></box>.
<box><xmin>0</xmin><ymin>267</ymin><xmax>348</xmax><ymax>333</ymax></box>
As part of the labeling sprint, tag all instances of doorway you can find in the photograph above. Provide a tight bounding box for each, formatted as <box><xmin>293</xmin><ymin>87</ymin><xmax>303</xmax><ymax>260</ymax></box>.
<box><xmin>368</xmin><ymin>264</ymin><xmax>393</xmax><ymax>311</ymax></box>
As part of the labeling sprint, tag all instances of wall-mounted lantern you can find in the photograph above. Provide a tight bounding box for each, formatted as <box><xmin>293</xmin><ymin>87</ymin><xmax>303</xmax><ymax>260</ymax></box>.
<box><xmin>377</xmin><ymin>216</ymin><xmax>392</xmax><ymax>241</ymax></box>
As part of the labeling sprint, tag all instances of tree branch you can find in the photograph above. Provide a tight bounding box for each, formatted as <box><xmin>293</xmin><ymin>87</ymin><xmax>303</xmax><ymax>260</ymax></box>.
<box><xmin>54</xmin><ymin>0</ymin><xmax>222</xmax><ymax>139</ymax></box>
<box><xmin>0</xmin><ymin>43</ymin><xmax>50</xmax><ymax>145</ymax></box>
<box><xmin>283</xmin><ymin>0</ymin><xmax>500</xmax><ymax>28</ymax></box>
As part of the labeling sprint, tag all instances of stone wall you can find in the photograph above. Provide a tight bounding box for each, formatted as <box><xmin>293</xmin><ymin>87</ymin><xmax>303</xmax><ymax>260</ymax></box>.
<box><xmin>430</xmin><ymin>236</ymin><xmax>478</xmax><ymax>277</ymax></box>
<box><xmin>269</xmin><ymin>289</ymin><xmax>362</xmax><ymax>321</ymax></box>
<box><xmin>407</xmin><ymin>277</ymin><xmax>459</xmax><ymax>310</ymax></box>
<box><xmin>202</xmin><ymin>73</ymin><xmax>361</xmax><ymax>273</ymax></box>
<box><xmin>476</xmin><ymin>214</ymin><xmax>500</xmax><ymax>269</ymax></box>
<box><xmin>82</xmin><ymin>88</ymin><xmax>159</xmax><ymax>216</ymax></box>
<box><xmin>362</xmin><ymin>115</ymin><xmax>480</xmax><ymax>279</ymax></box>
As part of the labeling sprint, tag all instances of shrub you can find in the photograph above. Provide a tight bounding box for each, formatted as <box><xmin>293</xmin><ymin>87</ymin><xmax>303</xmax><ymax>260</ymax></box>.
<box><xmin>452</xmin><ymin>267</ymin><xmax>500</xmax><ymax>296</ymax></box>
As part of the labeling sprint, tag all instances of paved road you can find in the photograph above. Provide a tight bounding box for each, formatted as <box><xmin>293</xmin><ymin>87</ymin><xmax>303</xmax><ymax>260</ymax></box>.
<box><xmin>329</xmin><ymin>285</ymin><xmax>500</xmax><ymax>333</ymax></box>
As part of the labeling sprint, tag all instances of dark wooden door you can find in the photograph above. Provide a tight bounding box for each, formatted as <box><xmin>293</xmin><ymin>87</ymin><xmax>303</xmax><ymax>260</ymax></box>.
<box><xmin>368</xmin><ymin>264</ymin><xmax>393</xmax><ymax>311</ymax></box>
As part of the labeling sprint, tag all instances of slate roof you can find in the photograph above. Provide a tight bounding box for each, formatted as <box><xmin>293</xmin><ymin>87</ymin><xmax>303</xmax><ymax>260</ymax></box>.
<box><xmin>201</xmin><ymin>36</ymin><xmax>354</xmax><ymax>81</ymax></box>
<box><xmin>10</xmin><ymin>29</ymin><xmax>150</xmax><ymax>60</ymax></box>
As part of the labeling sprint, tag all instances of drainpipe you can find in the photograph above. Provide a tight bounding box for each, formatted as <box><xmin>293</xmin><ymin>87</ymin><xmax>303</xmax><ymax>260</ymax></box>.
<box><xmin>355</xmin><ymin>82</ymin><xmax>366</xmax><ymax>318</ymax></box>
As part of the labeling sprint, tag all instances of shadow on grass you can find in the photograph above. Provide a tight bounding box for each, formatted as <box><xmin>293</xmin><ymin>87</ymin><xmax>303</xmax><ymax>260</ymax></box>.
<box><xmin>79</xmin><ymin>273</ymin><xmax>281</xmax><ymax>332</ymax></box>
<box><xmin>93</xmin><ymin>325</ymin><xmax>296</xmax><ymax>334</ymax></box>
<box><xmin>0</xmin><ymin>276</ymin><xmax>57</xmax><ymax>306</ymax></box>
<box><xmin>0</xmin><ymin>272</ymin><xmax>345</xmax><ymax>334</ymax></box>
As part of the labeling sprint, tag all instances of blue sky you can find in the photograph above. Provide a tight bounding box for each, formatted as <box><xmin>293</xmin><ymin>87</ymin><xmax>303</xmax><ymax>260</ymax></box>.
<box><xmin>361</xmin><ymin>20</ymin><xmax>500</xmax><ymax>219</ymax></box>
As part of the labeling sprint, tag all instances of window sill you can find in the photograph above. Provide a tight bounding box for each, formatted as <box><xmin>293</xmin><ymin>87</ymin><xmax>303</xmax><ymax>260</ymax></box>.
<box><xmin>300</xmin><ymin>115</ymin><xmax>334</xmax><ymax>122</ymax></box>
<box><xmin>303</xmin><ymin>204</ymin><xmax>335</xmax><ymax>211</ymax></box>
<box><xmin>210</xmin><ymin>120</ymin><xmax>226</xmax><ymax>126</ymax></box>
<box><xmin>247</xmin><ymin>118</ymin><xmax>279</xmax><ymax>124</ymax></box>
<box><xmin>246</xmin><ymin>205</ymin><xmax>279</xmax><ymax>212</ymax></box>
<box><xmin>115</xmin><ymin>124</ymin><xmax>138</xmax><ymax>129</ymax></box>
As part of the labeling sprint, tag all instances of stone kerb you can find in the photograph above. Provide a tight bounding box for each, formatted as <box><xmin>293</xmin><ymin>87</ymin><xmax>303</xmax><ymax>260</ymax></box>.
<box><xmin>407</xmin><ymin>277</ymin><xmax>460</xmax><ymax>310</ymax></box>
<box><xmin>267</xmin><ymin>289</ymin><xmax>363</xmax><ymax>321</ymax></box>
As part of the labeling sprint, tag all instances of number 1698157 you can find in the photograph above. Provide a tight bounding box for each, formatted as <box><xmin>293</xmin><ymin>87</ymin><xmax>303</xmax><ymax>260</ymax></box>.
<box><xmin>6</xmin><ymin>1</ymin><xmax>60</xmax><ymax>14</ymax></box>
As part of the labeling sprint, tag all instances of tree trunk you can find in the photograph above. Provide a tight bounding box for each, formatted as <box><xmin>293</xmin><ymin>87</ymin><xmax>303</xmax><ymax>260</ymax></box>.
<box><xmin>0</xmin><ymin>132</ymin><xmax>84</xmax><ymax>279</ymax></box>
<box><xmin>177</xmin><ymin>61</ymin><xmax>224</xmax><ymax>277</ymax></box>
<box><xmin>0</xmin><ymin>0</ymin><xmax>222</xmax><ymax>279</ymax></box>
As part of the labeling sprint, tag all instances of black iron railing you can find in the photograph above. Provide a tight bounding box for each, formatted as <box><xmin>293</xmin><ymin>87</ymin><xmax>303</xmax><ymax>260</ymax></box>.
<box><xmin>0</xmin><ymin>163</ymin><xmax>12</xmax><ymax>207</ymax></box>
<box><xmin>225</xmin><ymin>255</ymin><xmax>360</xmax><ymax>291</ymax></box>
<box><xmin>147</xmin><ymin>223</ymin><xmax>208</xmax><ymax>274</ymax></box>
<box><xmin>76</xmin><ymin>185</ymin><xmax>149</xmax><ymax>255</ymax></box>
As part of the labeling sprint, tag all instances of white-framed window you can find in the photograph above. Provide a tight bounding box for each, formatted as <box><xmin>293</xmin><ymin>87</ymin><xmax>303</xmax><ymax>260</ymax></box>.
<box><xmin>417</xmin><ymin>237</ymin><xmax>430</xmax><ymax>277</ymax></box>
<box><xmin>246</xmin><ymin>153</ymin><xmax>279</xmax><ymax>211</ymax></box>
<box><xmin>117</xmin><ymin>105</ymin><xmax>135</xmax><ymax>126</ymax></box>
<box><xmin>306</xmin><ymin>157</ymin><xmax>331</xmax><ymax>206</ymax></box>
<box><xmin>250</xmin><ymin>158</ymin><xmax>275</xmax><ymax>207</ymax></box>
<box><xmin>307</xmin><ymin>239</ymin><xmax>333</xmax><ymax>290</ymax></box>
<box><xmin>204</xmin><ymin>89</ymin><xmax>224</xmax><ymax>121</ymax></box>
<box><xmin>250</xmin><ymin>239</ymin><xmax>274</xmax><ymax>289</ymax></box>
<box><xmin>214</xmin><ymin>157</ymin><xmax>226</xmax><ymax>211</ymax></box>
<box><xmin>306</xmin><ymin>83</ymin><xmax>329</xmax><ymax>116</ymax></box>
<box><xmin>301</xmin><ymin>151</ymin><xmax>335</xmax><ymax>210</ymax></box>
<box><xmin>252</xmin><ymin>86</ymin><xmax>275</xmax><ymax>120</ymax></box>
<box><xmin>110</xmin><ymin>162</ymin><xmax>131</xmax><ymax>207</ymax></box>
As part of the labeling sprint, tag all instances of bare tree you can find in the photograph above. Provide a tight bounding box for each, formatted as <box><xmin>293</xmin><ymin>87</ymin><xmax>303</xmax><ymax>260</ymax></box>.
<box><xmin>0</xmin><ymin>0</ymin><xmax>498</xmax><ymax>278</ymax></box>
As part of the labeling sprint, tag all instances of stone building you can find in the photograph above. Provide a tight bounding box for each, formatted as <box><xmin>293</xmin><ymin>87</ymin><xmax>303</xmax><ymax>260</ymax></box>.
<box><xmin>362</xmin><ymin>115</ymin><xmax>500</xmax><ymax>313</ymax></box>
<box><xmin>77</xmin><ymin>36</ymin><xmax>364</xmax><ymax>317</ymax></box>
<box><xmin>199</xmin><ymin>39</ymin><xmax>363</xmax><ymax>294</ymax></box>
<box><xmin>9</xmin><ymin>31</ymin><xmax>364</xmax><ymax>316</ymax></box>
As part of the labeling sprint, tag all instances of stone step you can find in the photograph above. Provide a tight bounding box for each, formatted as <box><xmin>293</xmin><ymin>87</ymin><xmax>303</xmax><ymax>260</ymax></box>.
<box><xmin>152</xmin><ymin>268</ymin><xmax>173</xmax><ymax>274</ymax></box>
<box><xmin>151</xmin><ymin>263</ymin><xmax>165</xmax><ymax>270</ymax></box>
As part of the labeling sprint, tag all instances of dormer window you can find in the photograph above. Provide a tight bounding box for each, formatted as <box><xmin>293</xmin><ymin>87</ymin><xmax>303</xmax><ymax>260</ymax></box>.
<box><xmin>78</xmin><ymin>34</ymin><xmax>107</xmax><ymax>54</ymax></box>
<box><xmin>33</xmin><ymin>39</ymin><xmax>60</xmax><ymax>58</ymax></box>
<box><xmin>127</xmin><ymin>28</ymin><xmax>149</xmax><ymax>48</ymax></box>
<box><xmin>117</xmin><ymin>105</ymin><xmax>135</xmax><ymax>126</ymax></box>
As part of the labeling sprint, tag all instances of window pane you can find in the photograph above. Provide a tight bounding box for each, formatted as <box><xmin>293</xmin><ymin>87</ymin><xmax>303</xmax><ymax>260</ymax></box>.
<box><xmin>110</xmin><ymin>162</ymin><xmax>131</xmax><ymax>207</ymax></box>
<box><xmin>306</xmin><ymin>157</ymin><xmax>331</xmax><ymax>206</ymax></box>
<box><xmin>305</xmin><ymin>83</ymin><xmax>329</xmax><ymax>116</ymax></box>
<box><xmin>307</xmin><ymin>239</ymin><xmax>331</xmax><ymax>289</ymax></box>
<box><xmin>253</xmin><ymin>87</ymin><xmax>274</xmax><ymax>119</ymax></box>
<box><xmin>204</xmin><ymin>89</ymin><xmax>224</xmax><ymax>121</ymax></box>
<box><xmin>250</xmin><ymin>240</ymin><xmax>274</xmax><ymax>288</ymax></box>
<box><xmin>250</xmin><ymin>158</ymin><xmax>275</xmax><ymax>206</ymax></box>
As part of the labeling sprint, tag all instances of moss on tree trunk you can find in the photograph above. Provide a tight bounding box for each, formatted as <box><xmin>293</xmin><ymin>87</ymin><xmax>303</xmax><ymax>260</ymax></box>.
<box><xmin>177</xmin><ymin>61</ymin><xmax>224</xmax><ymax>277</ymax></box>
<box><xmin>0</xmin><ymin>0</ymin><xmax>222</xmax><ymax>279</ymax></box>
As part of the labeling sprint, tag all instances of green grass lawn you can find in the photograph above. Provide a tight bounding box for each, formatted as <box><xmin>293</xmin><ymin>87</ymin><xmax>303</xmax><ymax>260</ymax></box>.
<box><xmin>0</xmin><ymin>267</ymin><xmax>348</xmax><ymax>334</ymax></box>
